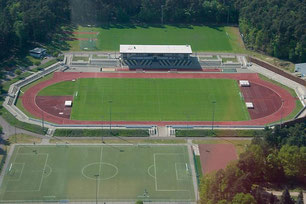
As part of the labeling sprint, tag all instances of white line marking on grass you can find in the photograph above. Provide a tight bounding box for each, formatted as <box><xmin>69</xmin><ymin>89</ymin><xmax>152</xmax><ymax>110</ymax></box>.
<box><xmin>153</xmin><ymin>154</ymin><xmax>158</xmax><ymax>191</ymax></box>
<box><xmin>154</xmin><ymin>153</ymin><xmax>191</xmax><ymax>192</ymax></box>
<box><xmin>97</xmin><ymin>147</ymin><xmax>103</xmax><ymax>195</ymax></box>
<box><xmin>8</xmin><ymin>163</ymin><xmax>12</xmax><ymax>172</ymax></box>
<box><xmin>81</xmin><ymin>162</ymin><xmax>118</xmax><ymax>180</ymax></box>
<box><xmin>8</xmin><ymin>163</ymin><xmax>25</xmax><ymax>182</ymax></box>
<box><xmin>153</xmin><ymin>153</ymin><xmax>184</xmax><ymax>156</ymax></box>
<box><xmin>43</xmin><ymin>165</ymin><xmax>53</xmax><ymax>178</ymax></box>
<box><xmin>37</xmin><ymin>154</ymin><xmax>49</xmax><ymax>192</ymax></box>
<box><xmin>175</xmin><ymin>163</ymin><xmax>180</xmax><ymax>180</ymax></box>
<box><xmin>147</xmin><ymin>165</ymin><xmax>155</xmax><ymax>179</ymax></box>
<box><xmin>6</xmin><ymin>153</ymin><xmax>48</xmax><ymax>193</ymax></box>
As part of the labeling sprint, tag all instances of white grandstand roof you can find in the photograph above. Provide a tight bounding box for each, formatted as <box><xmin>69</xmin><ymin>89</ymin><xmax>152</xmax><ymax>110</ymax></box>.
<box><xmin>120</xmin><ymin>45</ymin><xmax>192</xmax><ymax>54</ymax></box>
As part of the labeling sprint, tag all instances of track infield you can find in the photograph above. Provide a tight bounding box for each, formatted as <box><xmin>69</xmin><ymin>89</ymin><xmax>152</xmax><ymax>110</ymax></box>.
<box><xmin>0</xmin><ymin>144</ymin><xmax>195</xmax><ymax>202</ymax></box>
<box><xmin>22</xmin><ymin>72</ymin><xmax>296</xmax><ymax>126</ymax></box>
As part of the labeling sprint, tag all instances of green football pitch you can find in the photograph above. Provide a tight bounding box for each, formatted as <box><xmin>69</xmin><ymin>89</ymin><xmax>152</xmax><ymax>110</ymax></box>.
<box><xmin>38</xmin><ymin>78</ymin><xmax>250</xmax><ymax>121</ymax></box>
<box><xmin>0</xmin><ymin>145</ymin><xmax>195</xmax><ymax>202</ymax></box>
<box><xmin>69</xmin><ymin>25</ymin><xmax>244</xmax><ymax>52</ymax></box>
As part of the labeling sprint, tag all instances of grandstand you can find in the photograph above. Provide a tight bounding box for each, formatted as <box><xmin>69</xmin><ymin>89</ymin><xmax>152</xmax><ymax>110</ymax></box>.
<box><xmin>120</xmin><ymin>45</ymin><xmax>201</xmax><ymax>70</ymax></box>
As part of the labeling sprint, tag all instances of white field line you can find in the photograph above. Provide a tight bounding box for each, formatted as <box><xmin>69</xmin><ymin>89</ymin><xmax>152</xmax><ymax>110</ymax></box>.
<box><xmin>154</xmin><ymin>153</ymin><xmax>190</xmax><ymax>192</ymax></box>
<box><xmin>97</xmin><ymin>147</ymin><xmax>103</xmax><ymax>194</ymax></box>
<box><xmin>153</xmin><ymin>153</ymin><xmax>158</xmax><ymax>191</ymax></box>
<box><xmin>37</xmin><ymin>153</ymin><xmax>49</xmax><ymax>192</ymax></box>
<box><xmin>5</xmin><ymin>154</ymin><xmax>48</xmax><ymax>193</ymax></box>
<box><xmin>8</xmin><ymin>163</ymin><xmax>25</xmax><ymax>182</ymax></box>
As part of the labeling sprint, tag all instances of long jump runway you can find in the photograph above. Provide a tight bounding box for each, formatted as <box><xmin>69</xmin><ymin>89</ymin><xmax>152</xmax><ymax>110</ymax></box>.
<box><xmin>22</xmin><ymin>72</ymin><xmax>296</xmax><ymax>126</ymax></box>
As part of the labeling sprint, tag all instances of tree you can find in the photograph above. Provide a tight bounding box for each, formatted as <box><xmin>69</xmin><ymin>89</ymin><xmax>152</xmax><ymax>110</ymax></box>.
<box><xmin>14</xmin><ymin>69</ymin><xmax>21</xmax><ymax>75</ymax></box>
<box><xmin>268</xmin><ymin>192</ymin><xmax>277</xmax><ymax>204</ymax></box>
<box><xmin>279</xmin><ymin>188</ymin><xmax>294</xmax><ymax>204</ymax></box>
<box><xmin>296</xmin><ymin>191</ymin><xmax>304</xmax><ymax>204</ymax></box>
<box><xmin>278</xmin><ymin>145</ymin><xmax>303</xmax><ymax>179</ymax></box>
<box><xmin>232</xmin><ymin>193</ymin><xmax>256</xmax><ymax>204</ymax></box>
<box><xmin>237</xmin><ymin>145</ymin><xmax>266</xmax><ymax>183</ymax></box>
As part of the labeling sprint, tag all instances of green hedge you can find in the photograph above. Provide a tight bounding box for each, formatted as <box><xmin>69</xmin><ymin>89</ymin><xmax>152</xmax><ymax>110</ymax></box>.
<box><xmin>0</xmin><ymin>107</ymin><xmax>46</xmax><ymax>134</ymax></box>
<box><xmin>175</xmin><ymin>129</ymin><xmax>264</xmax><ymax>137</ymax></box>
<box><xmin>194</xmin><ymin>155</ymin><xmax>203</xmax><ymax>183</ymax></box>
<box><xmin>53</xmin><ymin>129</ymin><xmax>150</xmax><ymax>137</ymax></box>
<box><xmin>0</xmin><ymin>153</ymin><xmax>7</xmax><ymax>173</ymax></box>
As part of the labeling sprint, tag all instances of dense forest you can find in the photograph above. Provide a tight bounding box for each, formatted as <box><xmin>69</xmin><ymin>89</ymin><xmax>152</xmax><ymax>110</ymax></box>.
<box><xmin>200</xmin><ymin>122</ymin><xmax>306</xmax><ymax>204</ymax></box>
<box><xmin>0</xmin><ymin>0</ymin><xmax>305</xmax><ymax>63</ymax></box>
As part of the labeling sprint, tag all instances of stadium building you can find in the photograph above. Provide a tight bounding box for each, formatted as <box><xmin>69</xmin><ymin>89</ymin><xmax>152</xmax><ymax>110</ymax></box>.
<box><xmin>120</xmin><ymin>45</ymin><xmax>200</xmax><ymax>69</ymax></box>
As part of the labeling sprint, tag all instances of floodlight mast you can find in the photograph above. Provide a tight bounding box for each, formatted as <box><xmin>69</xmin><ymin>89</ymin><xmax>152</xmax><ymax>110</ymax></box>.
<box><xmin>280</xmin><ymin>99</ymin><xmax>284</xmax><ymax>128</ymax></box>
<box><xmin>161</xmin><ymin>5</ymin><xmax>164</xmax><ymax>24</ymax></box>
<box><xmin>211</xmin><ymin>100</ymin><xmax>216</xmax><ymax>131</ymax></box>
<box><xmin>94</xmin><ymin>174</ymin><xmax>99</xmax><ymax>204</ymax></box>
<box><xmin>42</xmin><ymin>111</ymin><xmax>44</xmax><ymax>133</ymax></box>
<box><xmin>109</xmin><ymin>100</ymin><xmax>112</xmax><ymax>136</ymax></box>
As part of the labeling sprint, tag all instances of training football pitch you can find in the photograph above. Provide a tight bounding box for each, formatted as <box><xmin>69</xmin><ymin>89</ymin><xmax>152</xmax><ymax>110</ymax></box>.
<box><xmin>69</xmin><ymin>25</ymin><xmax>244</xmax><ymax>52</ymax></box>
<box><xmin>38</xmin><ymin>78</ymin><xmax>250</xmax><ymax>121</ymax></box>
<box><xmin>0</xmin><ymin>145</ymin><xmax>195</xmax><ymax>202</ymax></box>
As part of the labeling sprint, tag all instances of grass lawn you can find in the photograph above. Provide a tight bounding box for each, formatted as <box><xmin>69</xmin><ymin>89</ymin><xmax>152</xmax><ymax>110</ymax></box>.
<box><xmin>193</xmin><ymin>139</ymin><xmax>251</xmax><ymax>155</ymax></box>
<box><xmin>92</xmin><ymin>54</ymin><xmax>108</xmax><ymax>59</ymax></box>
<box><xmin>199</xmin><ymin>55</ymin><xmax>218</xmax><ymax>60</ymax></box>
<box><xmin>8</xmin><ymin>134</ymin><xmax>42</xmax><ymax>144</ymax></box>
<box><xmin>68</xmin><ymin>25</ymin><xmax>245</xmax><ymax>52</ymax></box>
<box><xmin>38</xmin><ymin>78</ymin><xmax>250</xmax><ymax>121</ymax></box>
<box><xmin>72</xmin><ymin>56</ymin><xmax>89</xmax><ymax>61</ymax></box>
<box><xmin>222</xmin><ymin>57</ymin><xmax>238</xmax><ymax>63</ymax></box>
<box><xmin>32</xmin><ymin>59</ymin><xmax>58</xmax><ymax>72</ymax></box>
<box><xmin>0</xmin><ymin>145</ymin><xmax>195</xmax><ymax>202</ymax></box>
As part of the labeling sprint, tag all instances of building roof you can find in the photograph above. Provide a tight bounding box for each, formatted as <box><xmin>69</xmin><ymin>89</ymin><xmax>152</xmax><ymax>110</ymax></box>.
<box><xmin>295</xmin><ymin>63</ymin><xmax>306</xmax><ymax>76</ymax></box>
<box><xmin>30</xmin><ymin>47</ymin><xmax>46</xmax><ymax>54</ymax></box>
<box><xmin>120</xmin><ymin>45</ymin><xmax>192</xmax><ymax>54</ymax></box>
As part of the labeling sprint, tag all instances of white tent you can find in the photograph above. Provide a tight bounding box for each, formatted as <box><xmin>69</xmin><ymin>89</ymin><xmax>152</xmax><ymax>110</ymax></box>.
<box><xmin>65</xmin><ymin>101</ymin><xmax>72</xmax><ymax>107</ymax></box>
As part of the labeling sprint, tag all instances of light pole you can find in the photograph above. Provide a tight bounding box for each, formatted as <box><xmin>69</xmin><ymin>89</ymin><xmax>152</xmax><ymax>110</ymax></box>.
<box><xmin>109</xmin><ymin>100</ymin><xmax>112</xmax><ymax>136</ymax></box>
<box><xmin>14</xmin><ymin>125</ymin><xmax>17</xmax><ymax>143</ymax></box>
<box><xmin>101</xmin><ymin>118</ymin><xmax>104</xmax><ymax>144</ymax></box>
<box><xmin>161</xmin><ymin>5</ymin><xmax>164</xmax><ymax>25</ymax></box>
<box><xmin>94</xmin><ymin>174</ymin><xmax>99</xmax><ymax>204</ymax></box>
<box><xmin>41</xmin><ymin>111</ymin><xmax>44</xmax><ymax>134</ymax></box>
<box><xmin>212</xmin><ymin>101</ymin><xmax>216</xmax><ymax>131</ymax></box>
<box><xmin>280</xmin><ymin>99</ymin><xmax>284</xmax><ymax>128</ymax></box>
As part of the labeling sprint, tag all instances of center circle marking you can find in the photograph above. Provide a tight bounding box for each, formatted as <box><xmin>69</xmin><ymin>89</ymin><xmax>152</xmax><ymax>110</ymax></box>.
<box><xmin>82</xmin><ymin>162</ymin><xmax>118</xmax><ymax>180</ymax></box>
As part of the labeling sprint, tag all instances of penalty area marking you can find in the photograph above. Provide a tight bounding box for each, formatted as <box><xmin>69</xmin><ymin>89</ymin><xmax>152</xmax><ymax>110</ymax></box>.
<box><xmin>6</xmin><ymin>154</ymin><xmax>49</xmax><ymax>193</ymax></box>
<box><xmin>153</xmin><ymin>153</ymin><xmax>190</xmax><ymax>192</ymax></box>
<box><xmin>8</xmin><ymin>163</ymin><xmax>25</xmax><ymax>182</ymax></box>
<box><xmin>175</xmin><ymin>163</ymin><xmax>189</xmax><ymax>181</ymax></box>
<box><xmin>147</xmin><ymin>165</ymin><xmax>155</xmax><ymax>179</ymax></box>
<box><xmin>43</xmin><ymin>165</ymin><xmax>53</xmax><ymax>178</ymax></box>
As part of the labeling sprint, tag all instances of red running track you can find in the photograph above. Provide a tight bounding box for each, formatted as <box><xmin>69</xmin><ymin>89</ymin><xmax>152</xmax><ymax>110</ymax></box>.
<box><xmin>22</xmin><ymin>72</ymin><xmax>296</xmax><ymax>126</ymax></box>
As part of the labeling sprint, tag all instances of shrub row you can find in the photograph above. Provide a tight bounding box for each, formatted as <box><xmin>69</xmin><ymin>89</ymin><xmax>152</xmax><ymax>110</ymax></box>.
<box><xmin>175</xmin><ymin>129</ymin><xmax>264</xmax><ymax>137</ymax></box>
<box><xmin>53</xmin><ymin>129</ymin><xmax>150</xmax><ymax>137</ymax></box>
<box><xmin>0</xmin><ymin>153</ymin><xmax>7</xmax><ymax>173</ymax></box>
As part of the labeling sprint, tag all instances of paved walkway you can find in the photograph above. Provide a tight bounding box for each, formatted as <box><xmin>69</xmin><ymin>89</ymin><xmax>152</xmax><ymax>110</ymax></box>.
<box><xmin>267</xmin><ymin>191</ymin><xmax>306</xmax><ymax>203</ymax></box>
